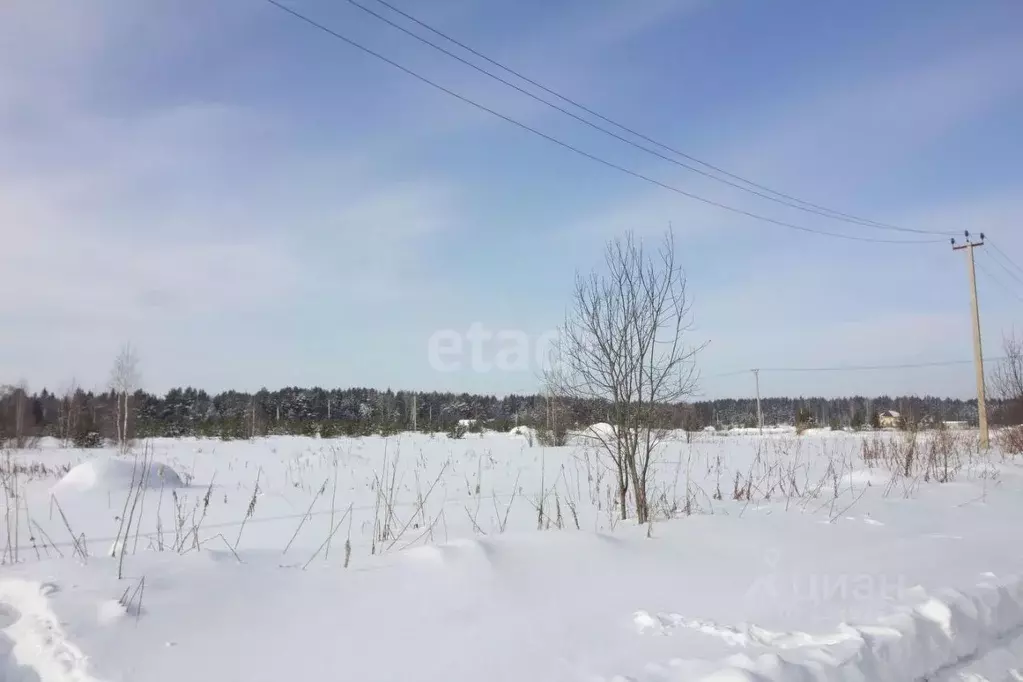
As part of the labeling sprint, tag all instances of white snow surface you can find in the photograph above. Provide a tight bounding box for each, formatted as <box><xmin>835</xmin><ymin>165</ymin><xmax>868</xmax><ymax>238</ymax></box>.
<box><xmin>508</xmin><ymin>425</ymin><xmax>537</xmax><ymax>440</ymax></box>
<box><xmin>51</xmin><ymin>456</ymin><xmax>184</xmax><ymax>494</ymax></box>
<box><xmin>2</xmin><ymin>430</ymin><xmax>1023</xmax><ymax>682</ymax></box>
<box><xmin>582</xmin><ymin>422</ymin><xmax>616</xmax><ymax>440</ymax></box>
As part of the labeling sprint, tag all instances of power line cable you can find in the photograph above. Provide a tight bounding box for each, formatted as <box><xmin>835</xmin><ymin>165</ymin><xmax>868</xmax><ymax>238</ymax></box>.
<box><xmin>986</xmin><ymin>240</ymin><xmax>1023</xmax><ymax>284</ymax></box>
<box><xmin>703</xmin><ymin>369</ymin><xmax>756</xmax><ymax>379</ymax></box>
<box><xmin>989</xmin><ymin>240</ymin><xmax>1023</xmax><ymax>274</ymax></box>
<box><xmin>977</xmin><ymin>259</ymin><xmax>1023</xmax><ymax>304</ymax></box>
<box><xmin>760</xmin><ymin>358</ymin><xmax>1007</xmax><ymax>372</ymax></box>
<box><xmin>361</xmin><ymin>0</ymin><xmax>958</xmax><ymax>237</ymax></box>
<box><xmin>341</xmin><ymin>0</ymin><xmax>948</xmax><ymax>237</ymax></box>
<box><xmin>706</xmin><ymin>357</ymin><xmax>1008</xmax><ymax>377</ymax></box>
<box><xmin>984</xmin><ymin>250</ymin><xmax>1023</xmax><ymax>290</ymax></box>
<box><xmin>261</xmin><ymin>0</ymin><xmax>945</xmax><ymax>246</ymax></box>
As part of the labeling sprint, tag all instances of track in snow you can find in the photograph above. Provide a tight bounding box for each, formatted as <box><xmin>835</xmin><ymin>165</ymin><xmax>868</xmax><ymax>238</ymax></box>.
<box><xmin>0</xmin><ymin>581</ymin><xmax>102</xmax><ymax>682</ymax></box>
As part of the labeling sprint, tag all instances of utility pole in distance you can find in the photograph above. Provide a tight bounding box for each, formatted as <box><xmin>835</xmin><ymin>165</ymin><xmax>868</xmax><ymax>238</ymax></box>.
<box><xmin>952</xmin><ymin>231</ymin><xmax>990</xmax><ymax>448</ymax></box>
<box><xmin>753</xmin><ymin>369</ymin><xmax>763</xmax><ymax>435</ymax></box>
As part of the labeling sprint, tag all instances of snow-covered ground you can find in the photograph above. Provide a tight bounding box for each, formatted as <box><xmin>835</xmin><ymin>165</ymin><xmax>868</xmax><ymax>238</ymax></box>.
<box><xmin>2</xmin><ymin>429</ymin><xmax>1022</xmax><ymax>681</ymax></box>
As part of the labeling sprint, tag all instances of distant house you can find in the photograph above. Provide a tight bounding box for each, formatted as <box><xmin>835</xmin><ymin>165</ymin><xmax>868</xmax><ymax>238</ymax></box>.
<box><xmin>878</xmin><ymin>410</ymin><xmax>902</xmax><ymax>429</ymax></box>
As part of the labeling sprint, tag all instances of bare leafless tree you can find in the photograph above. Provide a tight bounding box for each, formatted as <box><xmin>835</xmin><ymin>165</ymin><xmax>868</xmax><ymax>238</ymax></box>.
<box><xmin>0</xmin><ymin>382</ymin><xmax>31</xmax><ymax>449</ymax></box>
<box><xmin>58</xmin><ymin>378</ymin><xmax>80</xmax><ymax>447</ymax></box>
<box><xmin>0</xmin><ymin>382</ymin><xmax>32</xmax><ymax>448</ymax></box>
<box><xmin>992</xmin><ymin>332</ymin><xmax>1023</xmax><ymax>425</ymax></box>
<box><xmin>545</xmin><ymin>229</ymin><xmax>702</xmax><ymax>523</ymax></box>
<box><xmin>110</xmin><ymin>343</ymin><xmax>141</xmax><ymax>454</ymax></box>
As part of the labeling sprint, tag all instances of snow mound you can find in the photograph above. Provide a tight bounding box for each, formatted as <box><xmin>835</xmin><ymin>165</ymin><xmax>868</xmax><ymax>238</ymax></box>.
<box><xmin>581</xmin><ymin>422</ymin><xmax>615</xmax><ymax>440</ymax></box>
<box><xmin>508</xmin><ymin>425</ymin><xmax>536</xmax><ymax>440</ymax></box>
<box><xmin>52</xmin><ymin>457</ymin><xmax>184</xmax><ymax>494</ymax></box>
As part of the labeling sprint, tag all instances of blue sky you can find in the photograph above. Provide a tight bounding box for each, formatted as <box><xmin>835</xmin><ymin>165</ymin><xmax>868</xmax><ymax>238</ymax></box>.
<box><xmin>2</xmin><ymin>0</ymin><xmax>1022</xmax><ymax>399</ymax></box>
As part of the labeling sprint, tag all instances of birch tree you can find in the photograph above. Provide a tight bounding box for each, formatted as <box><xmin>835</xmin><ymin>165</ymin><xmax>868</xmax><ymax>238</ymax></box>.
<box><xmin>110</xmin><ymin>343</ymin><xmax>140</xmax><ymax>453</ymax></box>
<box><xmin>58</xmin><ymin>378</ymin><xmax>80</xmax><ymax>447</ymax></box>
<box><xmin>0</xmin><ymin>382</ymin><xmax>31</xmax><ymax>448</ymax></box>
<box><xmin>545</xmin><ymin>229</ymin><xmax>702</xmax><ymax>523</ymax></box>
<box><xmin>992</xmin><ymin>333</ymin><xmax>1023</xmax><ymax>425</ymax></box>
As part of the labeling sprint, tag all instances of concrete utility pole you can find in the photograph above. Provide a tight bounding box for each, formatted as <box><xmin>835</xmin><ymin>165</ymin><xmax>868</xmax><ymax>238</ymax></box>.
<box><xmin>753</xmin><ymin>369</ymin><xmax>764</xmax><ymax>434</ymax></box>
<box><xmin>952</xmin><ymin>231</ymin><xmax>990</xmax><ymax>448</ymax></box>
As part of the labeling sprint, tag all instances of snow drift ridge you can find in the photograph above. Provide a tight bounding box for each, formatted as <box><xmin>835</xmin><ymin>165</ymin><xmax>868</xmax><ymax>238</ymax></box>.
<box><xmin>697</xmin><ymin>573</ymin><xmax>1023</xmax><ymax>682</ymax></box>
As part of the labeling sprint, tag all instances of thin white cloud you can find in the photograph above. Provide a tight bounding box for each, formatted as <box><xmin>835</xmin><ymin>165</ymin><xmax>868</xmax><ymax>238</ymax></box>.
<box><xmin>0</xmin><ymin>184</ymin><xmax>303</xmax><ymax>321</ymax></box>
<box><xmin>693</xmin><ymin>186</ymin><xmax>1023</xmax><ymax>398</ymax></box>
<box><xmin>305</xmin><ymin>180</ymin><xmax>463</xmax><ymax>304</ymax></box>
<box><xmin>0</xmin><ymin>2</ymin><xmax>108</xmax><ymax>112</ymax></box>
<box><xmin>2</xmin><ymin>0</ymin><xmax>1018</xmax><ymax>398</ymax></box>
<box><xmin>558</xmin><ymin>32</ymin><xmax>1023</xmax><ymax>250</ymax></box>
<box><xmin>555</xmin><ymin>0</ymin><xmax>710</xmax><ymax>51</ymax></box>
<box><xmin>714</xmin><ymin>38</ymin><xmax>1023</xmax><ymax>196</ymax></box>
<box><xmin>698</xmin><ymin>310</ymin><xmax>979</xmax><ymax>399</ymax></box>
<box><xmin>0</xmin><ymin>1</ymin><xmax>470</xmax><ymax>390</ymax></box>
<box><xmin>310</xmin><ymin>0</ymin><xmax>711</xmax><ymax>153</ymax></box>
<box><xmin>888</xmin><ymin>194</ymin><xmax>1023</xmax><ymax>247</ymax></box>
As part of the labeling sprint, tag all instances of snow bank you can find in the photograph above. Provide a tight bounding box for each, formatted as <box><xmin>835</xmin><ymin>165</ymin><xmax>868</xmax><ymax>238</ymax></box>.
<box><xmin>4</xmin><ymin>533</ymin><xmax>1023</xmax><ymax>682</ymax></box>
<box><xmin>51</xmin><ymin>457</ymin><xmax>184</xmax><ymax>494</ymax></box>
<box><xmin>704</xmin><ymin>575</ymin><xmax>1023</xmax><ymax>682</ymax></box>
<box><xmin>508</xmin><ymin>425</ymin><xmax>537</xmax><ymax>440</ymax></box>
<box><xmin>580</xmin><ymin>422</ymin><xmax>615</xmax><ymax>440</ymax></box>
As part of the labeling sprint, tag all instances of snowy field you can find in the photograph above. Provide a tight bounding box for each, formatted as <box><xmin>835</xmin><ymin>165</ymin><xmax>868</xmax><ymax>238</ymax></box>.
<box><xmin>2</xmin><ymin>428</ymin><xmax>1023</xmax><ymax>681</ymax></box>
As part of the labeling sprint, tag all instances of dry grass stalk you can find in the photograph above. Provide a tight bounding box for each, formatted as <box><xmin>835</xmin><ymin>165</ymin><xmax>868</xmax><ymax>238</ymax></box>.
<box><xmin>119</xmin><ymin>575</ymin><xmax>146</xmax><ymax>621</ymax></box>
<box><xmin>31</xmin><ymin>519</ymin><xmax>64</xmax><ymax>559</ymax></box>
<box><xmin>464</xmin><ymin>504</ymin><xmax>486</xmax><ymax>535</ymax></box>
<box><xmin>111</xmin><ymin>449</ymin><xmax>141</xmax><ymax>559</ymax></box>
<box><xmin>492</xmin><ymin>471</ymin><xmax>522</xmax><ymax>533</ymax></box>
<box><xmin>383</xmin><ymin>462</ymin><xmax>449</xmax><ymax>552</ymax></box>
<box><xmin>2</xmin><ymin>449</ymin><xmax>18</xmax><ymax>564</ymax></box>
<box><xmin>199</xmin><ymin>533</ymin><xmax>242</xmax><ymax>562</ymax></box>
<box><xmin>304</xmin><ymin>502</ymin><xmax>354</xmax><ymax>569</ymax></box>
<box><xmin>181</xmin><ymin>474</ymin><xmax>216</xmax><ymax>552</ymax></box>
<box><xmin>282</xmin><ymin>477</ymin><xmax>329</xmax><ymax>556</ymax></box>
<box><xmin>51</xmin><ymin>495</ymin><xmax>88</xmax><ymax>562</ymax></box>
<box><xmin>325</xmin><ymin>446</ymin><xmax>341</xmax><ymax>559</ymax></box>
<box><xmin>233</xmin><ymin>466</ymin><xmax>262</xmax><ymax>551</ymax></box>
<box><xmin>996</xmin><ymin>426</ymin><xmax>1023</xmax><ymax>455</ymax></box>
<box><xmin>118</xmin><ymin>445</ymin><xmax>155</xmax><ymax>578</ymax></box>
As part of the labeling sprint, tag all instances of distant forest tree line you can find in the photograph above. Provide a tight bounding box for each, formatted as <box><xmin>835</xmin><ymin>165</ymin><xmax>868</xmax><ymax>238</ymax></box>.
<box><xmin>0</xmin><ymin>384</ymin><xmax>1017</xmax><ymax>447</ymax></box>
